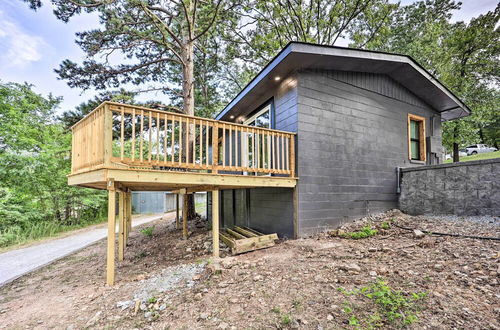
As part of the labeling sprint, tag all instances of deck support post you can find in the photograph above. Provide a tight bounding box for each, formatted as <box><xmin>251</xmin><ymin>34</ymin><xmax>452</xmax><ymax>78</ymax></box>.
<box><xmin>212</xmin><ymin>190</ymin><xmax>220</xmax><ymax>258</ymax></box>
<box><xmin>125</xmin><ymin>191</ymin><xmax>132</xmax><ymax>244</ymax></box>
<box><xmin>118</xmin><ymin>191</ymin><xmax>125</xmax><ymax>262</ymax></box>
<box><xmin>175</xmin><ymin>194</ymin><xmax>180</xmax><ymax>229</ymax></box>
<box><xmin>106</xmin><ymin>181</ymin><xmax>116</xmax><ymax>285</ymax></box>
<box><xmin>293</xmin><ymin>187</ymin><xmax>298</xmax><ymax>239</ymax></box>
<box><xmin>181</xmin><ymin>189</ymin><xmax>189</xmax><ymax>239</ymax></box>
<box><xmin>123</xmin><ymin>192</ymin><xmax>128</xmax><ymax>245</ymax></box>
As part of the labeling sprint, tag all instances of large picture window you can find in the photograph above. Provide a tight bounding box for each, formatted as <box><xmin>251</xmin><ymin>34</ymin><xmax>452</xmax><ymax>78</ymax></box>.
<box><xmin>407</xmin><ymin>114</ymin><xmax>426</xmax><ymax>161</ymax></box>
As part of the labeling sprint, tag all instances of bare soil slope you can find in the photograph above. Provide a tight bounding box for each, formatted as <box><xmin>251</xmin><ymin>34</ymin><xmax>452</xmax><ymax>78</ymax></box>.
<box><xmin>0</xmin><ymin>211</ymin><xmax>498</xmax><ymax>329</ymax></box>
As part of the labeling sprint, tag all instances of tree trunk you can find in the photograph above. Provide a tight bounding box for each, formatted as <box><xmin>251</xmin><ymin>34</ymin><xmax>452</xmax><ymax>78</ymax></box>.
<box><xmin>186</xmin><ymin>193</ymin><xmax>196</xmax><ymax>219</ymax></box>
<box><xmin>181</xmin><ymin>40</ymin><xmax>195</xmax><ymax>117</ymax></box>
<box><xmin>453</xmin><ymin>125</ymin><xmax>460</xmax><ymax>163</ymax></box>
<box><xmin>181</xmin><ymin>25</ymin><xmax>196</xmax><ymax>220</ymax></box>
<box><xmin>453</xmin><ymin>142</ymin><xmax>460</xmax><ymax>163</ymax></box>
<box><xmin>479</xmin><ymin>127</ymin><xmax>485</xmax><ymax>144</ymax></box>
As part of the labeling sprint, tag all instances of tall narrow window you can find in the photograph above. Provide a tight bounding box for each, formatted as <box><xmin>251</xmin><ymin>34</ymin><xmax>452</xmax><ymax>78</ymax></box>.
<box><xmin>408</xmin><ymin>114</ymin><xmax>426</xmax><ymax>161</ymax></box>
<box><xmin>242</xmin><ymin>102</ymin><xmax>273</xmax><ymax>172</ymax></box>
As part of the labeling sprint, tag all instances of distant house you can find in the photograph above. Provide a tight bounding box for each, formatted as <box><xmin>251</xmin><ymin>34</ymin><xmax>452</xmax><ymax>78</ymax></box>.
<box><xmin>211</xmin><ymin>42</ymin><xmax>470</xmax><ymax>237</ymax></box>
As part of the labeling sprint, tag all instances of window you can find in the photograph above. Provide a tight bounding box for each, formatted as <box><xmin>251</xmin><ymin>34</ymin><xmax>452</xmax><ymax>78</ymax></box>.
<box><xmin>243</xmin><ymin>103</ymin><xmax>272</xmax><ymax>128</ymax></box>
<box><xmin>407</xmin><ymin>114</ymin><xmax>426</xmax><ymax>161</ymax></box>
<box><xmin>242</xmin><ymin>101</ymin><xmax>273</xmax><ymax>171</ymax></box>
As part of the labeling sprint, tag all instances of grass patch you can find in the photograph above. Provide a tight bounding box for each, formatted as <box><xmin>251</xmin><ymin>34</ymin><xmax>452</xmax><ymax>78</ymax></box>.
<box><xmin>341</xmin><ymin>225</ymin><xmax>378</xmax><ymax>239</ymax></box>
<box><xmin>339</xmin><ymin>279</ymin><xmax>427</xmax><ymax>329</ymax></box>
<box><xmin>0</xmin><ymin>216</ymin><xmax>106</xmax><ymax>249</ymax></box>
<box><xmin>381</xmin><ymin>222</ymin><xmax>391</xmax><ymax>230</ymax></box>
<box><xmin>281</xmin><ymin>313</ymin><xmax>292</xmax><ymax>325</ymax></box>
<box><xmin>444</xmin><ymin>150</ymin><xmax>500</xmax><ymax>163</ymax></box>
<box><xmin>140</xmin><ymin>226</ymin><xmax>155</xmax><ymax>237</ymax></box>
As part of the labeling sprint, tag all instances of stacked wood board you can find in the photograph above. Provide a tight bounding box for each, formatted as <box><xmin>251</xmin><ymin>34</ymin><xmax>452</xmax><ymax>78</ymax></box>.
<box><xmin>219</xmin><ymin>226</ymin><xmax>278</xmax><ymax>255</ymax></box>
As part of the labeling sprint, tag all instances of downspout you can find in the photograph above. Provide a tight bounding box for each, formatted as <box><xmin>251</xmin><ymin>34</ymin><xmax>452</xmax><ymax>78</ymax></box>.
<box><xmin>396</xmin><ymin>167</ymin><xmax>402</xmax><ymax>194</ymax></box>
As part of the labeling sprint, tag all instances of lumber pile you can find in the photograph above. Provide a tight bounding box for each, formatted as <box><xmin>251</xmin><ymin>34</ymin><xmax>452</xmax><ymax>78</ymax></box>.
<box><xmin>219</xmin><ymin>226</ymin><xmax>278</xmax><ymax>255</ymax></box>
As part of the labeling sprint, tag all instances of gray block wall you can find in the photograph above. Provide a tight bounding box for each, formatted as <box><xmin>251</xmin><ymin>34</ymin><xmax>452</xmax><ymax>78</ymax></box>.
<box><xmin>219</xmin><ymin>68</ymin><xmax>446</xmax><ymax>237</ymax></box>
<box><xmin>248</xmin><ymin>188</ymin><xmax>295</xmax><ymax>238</ymax></box>
<box><xmin>295</xmin><ymin>69</ymin><xmax>443</xmax><ymax>236</ymax></box>
<box><xmin>400</xmin><ymin>159</ymin><xmax>500</xmax><ymax>216</ymax></box>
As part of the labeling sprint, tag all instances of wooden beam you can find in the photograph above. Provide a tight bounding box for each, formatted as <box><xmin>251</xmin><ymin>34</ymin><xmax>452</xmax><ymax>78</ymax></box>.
<box><xmin>175</xmin><ymin>194</ymin><xmax>180</xmax><ymax>230</ymax></box>
<box><xmin>233</xmin><ymin>226</ymin><xmax>258</xmax><ymax>237</ymax></box>
<box><xmin>103</xmin><ymin>104</ymin><xmax>113</xmax><ymax>167</ymax></box>
<box><xmin>182</xmin><ymin>192</ymin><xmax>188</xmax><ymax>239</ymax></box>
<box><xmin>126</xmin><ymin>191</ymin><xmax>132</xmax><ymax>244</ymax></box>
<box><xmin>67</xmin><ymin>169</ymin><xmax>106</xmax><ymax>186</ymax></box>
<box><xmin>170</xmin><ymin>185</ymin><xmax>217</xmax><ymax>194</ymax></box>
<box><xmin>212</xmin><ymin>190</ymin><xmax>220</xmax><ymax>258</ymax></box>
<box><xmin>293</xmin><ymin>187</ymin><xmax>298</xmax><ymax>239</ymax></box>
<box><xmin>107</xmin><ymin>169</ymin><xmax>297</xmax><ymax>188</ymax></box>
<box><xmin>118</xmin><ymin>192</ymin><xmax>125</xmax><ymax>262</ymax></box>
<box><xmin>106</xmin><ymin>184</ymin><xmax>116</xmax><ymax>285</ymax></box>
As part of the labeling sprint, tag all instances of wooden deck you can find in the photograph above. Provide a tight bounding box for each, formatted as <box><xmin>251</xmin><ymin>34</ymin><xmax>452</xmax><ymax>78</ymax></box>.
<box><xmin>69</xmin><ymin>102</ymin><xmax>297</xmax><ymax>285</ymax></box>
<box><xmin>69</xmin><ymin>102</ymin><xmax>297</xmax><ymax>191</ymax></box>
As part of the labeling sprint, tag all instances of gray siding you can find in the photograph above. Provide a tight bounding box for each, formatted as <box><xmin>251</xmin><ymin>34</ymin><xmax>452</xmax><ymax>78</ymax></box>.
<box><xmin>296</xmin><ymin>69</ymin><xmax>442</xmax><ymax>236</ymax></box>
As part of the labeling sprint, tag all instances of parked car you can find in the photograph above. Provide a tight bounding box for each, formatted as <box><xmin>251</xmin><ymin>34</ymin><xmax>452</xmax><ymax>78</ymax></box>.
<box><xmin>465</xmin><ymin>144</ymin><xmax>498</xmax><ymax>155</ymax></box>
<box><xmin>445</xmin><ymin>150</ymin><xmax>467</xmax><ymax>160</ymax></box>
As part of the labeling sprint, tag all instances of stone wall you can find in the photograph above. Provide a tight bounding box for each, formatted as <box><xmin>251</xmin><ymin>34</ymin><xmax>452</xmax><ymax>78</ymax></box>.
<box><xmin>399</xmin><ymin>159</ymin><xmax>500</xmax><ymax>216</ymax></box>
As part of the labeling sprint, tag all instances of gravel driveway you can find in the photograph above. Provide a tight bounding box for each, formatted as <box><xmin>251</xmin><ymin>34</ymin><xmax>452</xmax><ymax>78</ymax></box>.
<box><xmin>0</xmin><ymin>213</ymin><xmax>170</xmax><ymax>286</ymax></box>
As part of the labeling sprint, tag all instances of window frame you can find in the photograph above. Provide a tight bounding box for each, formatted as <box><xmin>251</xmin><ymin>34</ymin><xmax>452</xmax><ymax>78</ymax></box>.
<box><xmin>243</xmin><ymin>99</ymin><xmax>275</xmax><ymax>129</ymax></box>
<box><xmin>407</xmin><ymin>114</ymin><xmax>426</xmax><ymax>162</ymax></box>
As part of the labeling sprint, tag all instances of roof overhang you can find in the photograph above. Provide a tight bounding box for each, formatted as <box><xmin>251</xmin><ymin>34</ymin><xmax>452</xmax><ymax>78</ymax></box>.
<box><xmin>216</xmin><ymin>42</ymin><xmax>471</xmax><ymax>121</ymax></box>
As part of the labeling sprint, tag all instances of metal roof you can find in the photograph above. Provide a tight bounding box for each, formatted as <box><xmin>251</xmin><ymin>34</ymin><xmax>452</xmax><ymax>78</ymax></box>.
<box><xmin>216</xmin><ymin>42</ymin><xmax>470</xmax><ymax>121</ymax></box>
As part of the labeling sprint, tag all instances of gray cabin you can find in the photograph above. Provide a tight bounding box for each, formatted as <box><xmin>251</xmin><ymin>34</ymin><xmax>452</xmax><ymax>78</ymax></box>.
<box><xmin>209</xmin><ymin>42</ymin><xmax>470</xmax><ymax>237</ymax></box>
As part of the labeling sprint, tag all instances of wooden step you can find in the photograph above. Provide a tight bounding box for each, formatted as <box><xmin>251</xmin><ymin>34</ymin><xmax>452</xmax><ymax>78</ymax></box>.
<box><xmin>219</xmin><ymin>226</ymin><xmax>278</xmax><ymax>255</ymax></box>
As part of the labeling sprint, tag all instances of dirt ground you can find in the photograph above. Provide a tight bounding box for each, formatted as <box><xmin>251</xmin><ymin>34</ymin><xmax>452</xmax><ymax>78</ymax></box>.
<box><xmin>0</xmin><ymin>211</ymin><xmax>498</xmax><ymax>329</ymax></box>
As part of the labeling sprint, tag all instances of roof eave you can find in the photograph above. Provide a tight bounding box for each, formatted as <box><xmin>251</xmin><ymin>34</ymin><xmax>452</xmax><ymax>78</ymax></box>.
<box><xmin>216</xmin><ymin>42</ymin><xmax>471</xmax><ymax>121</ymax></box>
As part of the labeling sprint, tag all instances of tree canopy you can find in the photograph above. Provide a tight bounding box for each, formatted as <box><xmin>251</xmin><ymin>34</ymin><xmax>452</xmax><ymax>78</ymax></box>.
<box><xmin>351</xmin><ymin>0</ymin><xmax>500</xmax><ymax>151</ymax></box>
<box><xmin>0</xmin><ymin>82</ymin><xmax>106</xmax><ymax>247</ymax></box>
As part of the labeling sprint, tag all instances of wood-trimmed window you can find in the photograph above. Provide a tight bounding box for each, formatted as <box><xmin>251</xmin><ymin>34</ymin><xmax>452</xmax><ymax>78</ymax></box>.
<box><xmin>407</xmin><ymin>114</ymin><xmax>426</xmax><ymax>161</ymax></box>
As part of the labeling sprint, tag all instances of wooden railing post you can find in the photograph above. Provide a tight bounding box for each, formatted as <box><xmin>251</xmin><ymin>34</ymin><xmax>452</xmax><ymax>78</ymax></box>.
<box><xmin>212</xmin><ymin>123</ymin><xmax>219</xmax><ymax>173</ymax></box>
<box><xmin>290</xmin><ymin>135</ymin><xmax>296</xmax><ymax>177</ymax></box>
<box><xmin>103</xmin><ymin>103</ymin><xmax>113</xmax><ymax>167</ymax></box>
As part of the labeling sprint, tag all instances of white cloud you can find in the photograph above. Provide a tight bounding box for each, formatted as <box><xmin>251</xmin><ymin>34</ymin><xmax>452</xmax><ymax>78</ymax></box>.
<box><xmin>0</xmin><ymin>11</ymin><xmax>48</xmax><ymax>68</ymax></box>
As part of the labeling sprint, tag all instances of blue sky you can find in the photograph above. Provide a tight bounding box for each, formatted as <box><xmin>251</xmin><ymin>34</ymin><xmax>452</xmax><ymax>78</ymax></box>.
<box><xmin>0</xmin><ymin>0</ymin><xmax>497</xmax><ymax>114</ymax></box>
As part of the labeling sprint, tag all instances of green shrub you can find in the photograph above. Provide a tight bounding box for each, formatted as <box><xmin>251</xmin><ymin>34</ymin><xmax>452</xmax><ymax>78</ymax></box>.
<box><xmin>140</xmin><ymin>226</ymin><xmax>155</xmax><ymax>237</ymax></box>
<box><xmin>342</xmin><ymin>225</ymin><xmax>378</xmax><ymax>239</ymax></box>
<box><xmin>381</xmin><ymin>222</ymin><xmax>391</xmax><ymax>230</ymax></box>
<box><xmin>340</xmin><ymin>279</ymin><xmax>427</xmax><ymax>328</ymax></box>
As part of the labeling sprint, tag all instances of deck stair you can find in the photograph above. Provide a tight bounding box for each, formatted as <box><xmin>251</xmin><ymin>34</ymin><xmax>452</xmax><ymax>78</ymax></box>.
<box><xmin>219</xmin><ymin>226</ymin><xmax>278</xmax><ymax>255</ymax></box>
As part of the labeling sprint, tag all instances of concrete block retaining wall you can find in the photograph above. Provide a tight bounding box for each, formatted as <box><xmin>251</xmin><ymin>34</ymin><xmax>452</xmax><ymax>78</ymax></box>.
<box><xmin>399</xmin><ymin>158</ymin><xmax>500</xmax><ymax>216</ymax></box>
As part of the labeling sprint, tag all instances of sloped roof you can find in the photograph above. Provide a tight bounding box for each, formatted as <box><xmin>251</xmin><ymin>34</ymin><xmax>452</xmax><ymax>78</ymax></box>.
<box><xmin>216</xmin><ymin>42</ymin><xmax>470</xmax><ymax>121</ymax></box>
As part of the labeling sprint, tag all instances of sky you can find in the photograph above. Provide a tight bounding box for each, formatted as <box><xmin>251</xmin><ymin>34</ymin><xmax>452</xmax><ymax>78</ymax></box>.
<box><xmin>0</xmin><ymin>0</ymin><xmax>498</xmax><ymax>114</ymax></box>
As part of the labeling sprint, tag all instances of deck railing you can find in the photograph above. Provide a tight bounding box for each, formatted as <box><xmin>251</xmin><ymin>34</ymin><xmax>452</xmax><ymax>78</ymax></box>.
<box><xmin>71</xmin><ymin>102</ymin><xmax>296</xmax><ymax>177</ymax></box>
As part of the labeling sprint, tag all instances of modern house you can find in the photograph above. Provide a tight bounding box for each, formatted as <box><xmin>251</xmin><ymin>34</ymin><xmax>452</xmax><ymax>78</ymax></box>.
<box><xmin>68</xmin><ymin>42</ymin><xmax>469</xmax><ymax>284</ymax></box>
<box><xmin>212</xmin><ymin>42</ymin><xmax>470</xmax><ymax>237</ymax></box>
